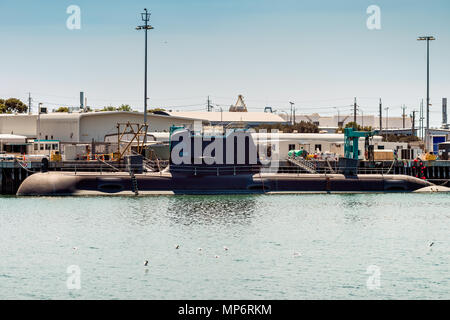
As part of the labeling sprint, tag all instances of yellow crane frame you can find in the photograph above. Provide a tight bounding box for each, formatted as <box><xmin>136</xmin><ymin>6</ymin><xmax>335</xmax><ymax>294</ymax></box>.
<box><xmin>116</xmin><ymin>122</ymin><xmax>149</xmax><ymax>160</ymax></box>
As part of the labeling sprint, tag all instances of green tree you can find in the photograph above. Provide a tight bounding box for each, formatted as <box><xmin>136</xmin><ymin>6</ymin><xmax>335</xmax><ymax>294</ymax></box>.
<box><xmin>383</xmin><ymin>134</ymin><xmax>421</xmax><ymax>143</ymax></box>
<box><xmin>99</xmin><ymin>106</ymin><xmax>117</xmax><ymax>112</ymax></box>
<box><xmin>344</xmin><ymin>122</ymin><xmax>373</xmax><ymax>132</ymax></box>
<box><xmin>148</xmin><ymin>108</ymin><xmax>166</xmax><ymax>113</ymax></box>
<box><xmin>0</xmin><ymin>98</ymin><xmax>28</xmax><ymax>113</ymax></box>
<box><xmin>55</xmin><ymin>106</ymin><xmax>69</xmax><ymax>112</ymax></box>
<box><xmin>256</xmin><ymin>121</ymin><xmax>319</xmax><ymax>133</ymax></box>
<box><xmin>0</xmin><ymin>99</ymin><xmax>5</xmax><ymax>113</ymax></box>
<box><xmin>117</xmin><ymin>104</ymin><xmax>132</xmax><ymax>112</ymax></box>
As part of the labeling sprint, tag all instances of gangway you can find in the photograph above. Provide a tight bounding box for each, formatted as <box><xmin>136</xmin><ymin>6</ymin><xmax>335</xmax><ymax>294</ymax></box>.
<box><xmin>287</xmin><ymin>156</ymin><xmax>317</xmax><ymax>174</ymax></box>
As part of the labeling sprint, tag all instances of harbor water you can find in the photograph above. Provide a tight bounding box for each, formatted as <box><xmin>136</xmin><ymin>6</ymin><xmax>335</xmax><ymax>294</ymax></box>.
<box><xmin>0</xmin><ymin>194</ymin><xmax>449</xmax><ymax>300</ymax></box>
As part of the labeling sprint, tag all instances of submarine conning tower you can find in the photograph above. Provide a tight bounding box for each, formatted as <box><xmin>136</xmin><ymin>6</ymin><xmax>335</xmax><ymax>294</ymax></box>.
<box><xmin>168</xmin><ymin>127</ymin><xmax>263</xmax><ymax>176</ymax></box>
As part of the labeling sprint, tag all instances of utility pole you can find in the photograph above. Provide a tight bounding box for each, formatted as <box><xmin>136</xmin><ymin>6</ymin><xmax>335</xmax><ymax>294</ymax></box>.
<box><xmin>360</xmin><ymin>108</ymin><xmax>364</xmax><ymax>128</ymax></box>
<box><xmin>379</xmin><ymin>98</ymin><xmax>382</xmax><ymax>131</ymax></box>
<box><xmin>401</xmin><ymin>105</ymin><xmax>407</xmax><ymax>129</ymax></box>
<box><xmin>136</xmin><ymin>9</ymin><xmax>154</xmax><ymax>145</ymax></box>
<box><xmin>293</xmin><ymin>106</ymin><xmax>296</xmax><ymax>125</ymax></box>
<box><xmin>334</xmin><ymin>107</ymin><xmax>340</xmax><ymax>127</ymax></box>
<box><xmin>37</xmin><ymin>103</ymin><xmax>42</xmax><ymax>152</ymax></box>
<box><xmin>384</xmin><ymin>107</ymin><xmax>389</xmax><ymax>140</ymax></box>
<box><xmin>411</xmin><ymin>111</ymin><xmax>416</xmax><ymax>137</ymax></box>
<box><xmin>353</xmin><ymin>97</ymin><xmax>357</xmax><ymax>129</ymax></box>
<box><xmin>28</xmin><ymin>93</ymin><xmax>32</xmax><ymax>115</ymax></box>
<box><xmin>207</xmin><ymin>96</ymin><xmax>211</xmax><ymax>112</ymax></box>
<box><xmin>420</xmin><ymin>99</ymin><xmax>424</xmax><ymax>140</ymax></box>
<box><xmin>289</xmin><ymin>102</ymin><xmax>295</xmax><ymax>125</ymax></box>
<box><xmin>417</xmin><ymin>36</ymin><xmax>436</xmax><ymax>150</ymax></box>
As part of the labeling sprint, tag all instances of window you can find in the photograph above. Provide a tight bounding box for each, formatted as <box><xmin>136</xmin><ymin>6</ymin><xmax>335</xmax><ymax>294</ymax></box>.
<box><xmin>378</xmin><ymin>146</ymin><xmax>385</xmax><ymax>150</ymax></box>
<box><xmin>45</xmin><ymin>135</ymin><xmax>48</xmax><ymax>140</ymax></box>
<box><xmin>315</xmin><ymin>144</ymin><xmax>322</xmax><ymax>152</ymax></box>
<box><xmin>52</xmin><ymin>144</ymin><xmax>58</xmax><ymax>150</ymax></box>
<box><xmin>34</xmin><ymin>144</ymin><xmax>38</xmax><ymax>151</ymax></box>
<box><xmin>45</xmin><ymin>144</ymin><xmax>51</xmax><ymax>150</ymax></box>
<box><xmin>288</xmin><ymin>144</ymin><xmax>296</xmax><ymax>151</ymax></box>
<box><xmin>338</xmin><ymin>121</ymin><xmax>344</xmax><ymax>127</ymax></box>
<box><xmin>40</xmin><ymin>144</ymin><xmax>44</xmax><ymax>150</ymax></box>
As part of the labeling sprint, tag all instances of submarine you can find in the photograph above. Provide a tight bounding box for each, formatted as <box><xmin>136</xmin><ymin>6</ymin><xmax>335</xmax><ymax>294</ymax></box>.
<box><xmin>17</xmin><ymin>127</ymin><xmax>434</xmax><ymax>196</ymax></box>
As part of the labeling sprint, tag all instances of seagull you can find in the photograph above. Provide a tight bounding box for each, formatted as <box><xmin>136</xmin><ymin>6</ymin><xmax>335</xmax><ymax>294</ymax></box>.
<box><xmin>223</xmin><ymin>246</ymin><xmax>229</xmax><ymax>251</ymax></box>
<box><xmin>72</xmin><ymin>247</ymin><xmax>79</xmax><ymax>251</ymax></box>
<box><xmin>198</xmin><ymin>248</ymin><xmax>203</xmax><ymax>252</ymax></box>
<box><xmin>215</xmin><ymin>255</ymin><xmax>220</xmax><ymax>259</ymax></box>
<box><xmin>144</xmin><ymin>260</ymin><xmax>149</xmax><ymax>266</ymax></box>
<box><xmin>293</xmin><ymin>252</ymin><xmax>302</xmax><ymax>257</ymax></box>
<box><xmin>429</xmin><ymin>242</ymin><xmax>434</xmax><ymax>247</ymax></box>
<box><xmin>175</xmin><ymin>245</ymin><xmax>180</xmax><ymax>249</ymax></box>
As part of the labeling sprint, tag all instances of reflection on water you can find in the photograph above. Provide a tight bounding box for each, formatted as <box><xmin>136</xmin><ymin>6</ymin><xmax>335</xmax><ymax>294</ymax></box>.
<box><xmin>112</xmin><ymin>195</ymin><xmax>259</xmax><ymax>227</ymax></box>
<box><xmin>166</xmin><ymin>195</ymin><xmax>258</xmax><ymax>226</ymax></box>
<box><xmin>0</xmin><ymin>193</ymin><xmax>448</xmax><ymax>299</ymax></box>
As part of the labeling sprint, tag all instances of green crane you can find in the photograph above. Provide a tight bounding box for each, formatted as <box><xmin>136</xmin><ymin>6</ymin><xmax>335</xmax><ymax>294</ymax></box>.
<box><xmin>344</xmin><ymin>128</ymin><xmax>377</xmax><ymax>160</ymax></box>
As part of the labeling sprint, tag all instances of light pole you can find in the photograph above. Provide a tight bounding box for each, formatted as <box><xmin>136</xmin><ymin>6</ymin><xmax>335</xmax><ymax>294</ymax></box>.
<box><xmin>289</xmin><ymin>102</ymin><xmax>295</xmax><ymax>125</ymax></box>
<box><xmin>334</xmin><ymin>107</ymin><xmax>340</xmax><ymax>128</ymax></box>
<box><xmin>278</xmin><ymin>111</ymin><xmax>289</xmax><ymax>125</ymax></box>
<box><xmin>384</xmin><ymin>107</ymin><xmax>389</xmax><ymax>140</ymax></box>
<box><xmin>136</xmin><ymin>9</ymin><xmax>154</xmax><ymax>144</ymax></box>
<box><xmin>417</xmin><ymin>36</ymin><xmax>436</xmax><ymax>150</ymax></box>
<box><xmin>360</xmin><ymin>108</ymin><xmax>364</xmax><ymax>128</ymax></box>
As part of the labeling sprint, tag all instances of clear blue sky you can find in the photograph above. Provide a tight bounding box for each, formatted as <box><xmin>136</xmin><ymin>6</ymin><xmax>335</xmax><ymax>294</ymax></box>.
<box><xmin>1</xmin><ymin>0</ymin><xmax>449</xmax><ymax>126</ymax></box>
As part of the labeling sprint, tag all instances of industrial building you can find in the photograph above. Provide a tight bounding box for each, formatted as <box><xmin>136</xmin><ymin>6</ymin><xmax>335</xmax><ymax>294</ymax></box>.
<box><xmin>0</xmin><ymin>111</ymin><xmax>203</xmax><ymax>143</ymax></box>
<box><xmin>166</xmin><ymin>111</ymin><xmax>286</xmax><ymax>127</ymax></box>
<box><xmin>281</xmin><ymin>113</ymin><xmax>413</xmax><ymax>131</ymax></box>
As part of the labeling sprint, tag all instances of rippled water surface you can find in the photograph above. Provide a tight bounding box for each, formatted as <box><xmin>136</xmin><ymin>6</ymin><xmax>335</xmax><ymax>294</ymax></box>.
<box><xmin>0</xmin><ymin>194</ymin><xmax>449</xmax><ymax>299</ymax></box>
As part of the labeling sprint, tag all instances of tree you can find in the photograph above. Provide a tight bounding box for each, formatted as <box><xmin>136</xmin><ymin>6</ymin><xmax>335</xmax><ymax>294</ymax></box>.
<box><xmin>117</xmin><ymin>104</ymin><xmax>132</xmax><ymax>112</ymax></box>
<box><xmin>383</xmin><ymin>134</ymin><xmax>421</xmax><ymax>143</ymax></box>
<box><xmin>256</xmin><ymin>121</ymin><xmax>319</xmax><ymax>133</ymax></box>
<box><xmin>344</xmin><ymin>122</ymin><xmax>373</xmax><ymax>132</ymax></box>
<box><xmin>55</xmin><ymin>106</ymin><xmax>69</xmax><ymax>112</ymax></box>
<box><xmin>99</xmin><ymin>106</ymin><xmax>117</xmax><ymax>112</ymax></box>
<box><xmin>0</xmin><ymin>99</ymin><xmax>5</xmax><ymax>113</ymax></box>
<box><xmin>0</xmin><ymin>98</ymin><xmax>28</xmax><ymax>113</ymax></box>
<box><xmin>148</xmin><ymin>108</ymin><xmax>166</xmax><ymax>113</ymax></box>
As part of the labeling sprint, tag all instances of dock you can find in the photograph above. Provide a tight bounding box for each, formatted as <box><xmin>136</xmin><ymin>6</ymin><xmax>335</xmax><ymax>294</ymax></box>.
<box><xmin>2</xmin><ymin>159</ymin><xmax>450</xmax><ymax>195</ymax></box>
<box><xmin>0</xmin><ymin>159</ymin><xmax>168</xmax><ymax>195</ymax></box>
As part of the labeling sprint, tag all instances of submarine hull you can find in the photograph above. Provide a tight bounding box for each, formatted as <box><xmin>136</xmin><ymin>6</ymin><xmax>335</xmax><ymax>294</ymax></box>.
<box><xmin>16</xmin><ymin>172</ymin><xmax>432</xmax><ymax>196</ymax></box>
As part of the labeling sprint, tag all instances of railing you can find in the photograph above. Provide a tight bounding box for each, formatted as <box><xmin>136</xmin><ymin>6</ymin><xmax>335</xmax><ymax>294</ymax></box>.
<box><xmin>6</xmin><ymin>158</ymin><xmax>450</xmax><ymax>179</ymax></box>
<box><xmin>287</xmin><ymin>156</ymin><xmax>317</xmax><ymax>174</ymax></box>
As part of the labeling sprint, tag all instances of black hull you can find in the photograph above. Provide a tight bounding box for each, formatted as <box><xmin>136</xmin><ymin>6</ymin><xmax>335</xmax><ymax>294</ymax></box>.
<box><xmin>16</xmin><ymin>172</ymin><xmax>432</xmax><ymax>196</ymax></box>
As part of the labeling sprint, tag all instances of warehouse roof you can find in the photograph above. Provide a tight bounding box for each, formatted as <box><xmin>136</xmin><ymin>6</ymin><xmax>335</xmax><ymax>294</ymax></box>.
<box><xmin>0</xmin><ymin>111</ymin><xmax>203</xmax><ymax>122</ymax></box>
<box><xmin>166</xmin><ymin>111</ymin><xmax>286</xmax><ymax>124</ymax></box>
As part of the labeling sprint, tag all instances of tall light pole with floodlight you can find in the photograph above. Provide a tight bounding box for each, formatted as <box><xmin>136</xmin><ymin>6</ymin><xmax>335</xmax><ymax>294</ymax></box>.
<box><xmin>417</xmin><ymin>35</ymin><xmax>436</xmax><ymax>150</ymax></box>
<box><xmin>136</xmin><ymin>9</ymin><xmax>154</xmax><ymax>144</ymax></box>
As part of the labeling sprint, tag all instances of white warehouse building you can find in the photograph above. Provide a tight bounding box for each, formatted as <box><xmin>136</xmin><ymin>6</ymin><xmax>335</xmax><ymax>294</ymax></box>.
<box><xmin>0</xmin><ymin>111</ymin><xmax>203</xmax><ymax>143</ymax></box>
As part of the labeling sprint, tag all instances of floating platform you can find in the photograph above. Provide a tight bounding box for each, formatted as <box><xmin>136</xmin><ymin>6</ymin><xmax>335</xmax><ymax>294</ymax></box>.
<box><xmin>17</xmin><ymin>171</ymin><xmax>433</xmax><ymax>196</ymax></box>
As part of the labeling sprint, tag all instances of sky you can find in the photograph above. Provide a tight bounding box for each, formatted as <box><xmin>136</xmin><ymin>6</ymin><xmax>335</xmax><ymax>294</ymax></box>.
<box><xmin>0</xmin><ymin>0</ymin><xmax>449</xmax><ymax>127</ymax></box>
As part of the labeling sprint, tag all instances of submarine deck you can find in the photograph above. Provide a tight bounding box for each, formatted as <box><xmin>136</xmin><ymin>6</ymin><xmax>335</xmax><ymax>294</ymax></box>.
<box><xmin>16</xmin><ymin>171</ymin><xmax>434</xmax><ymax>196</ymax></box>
